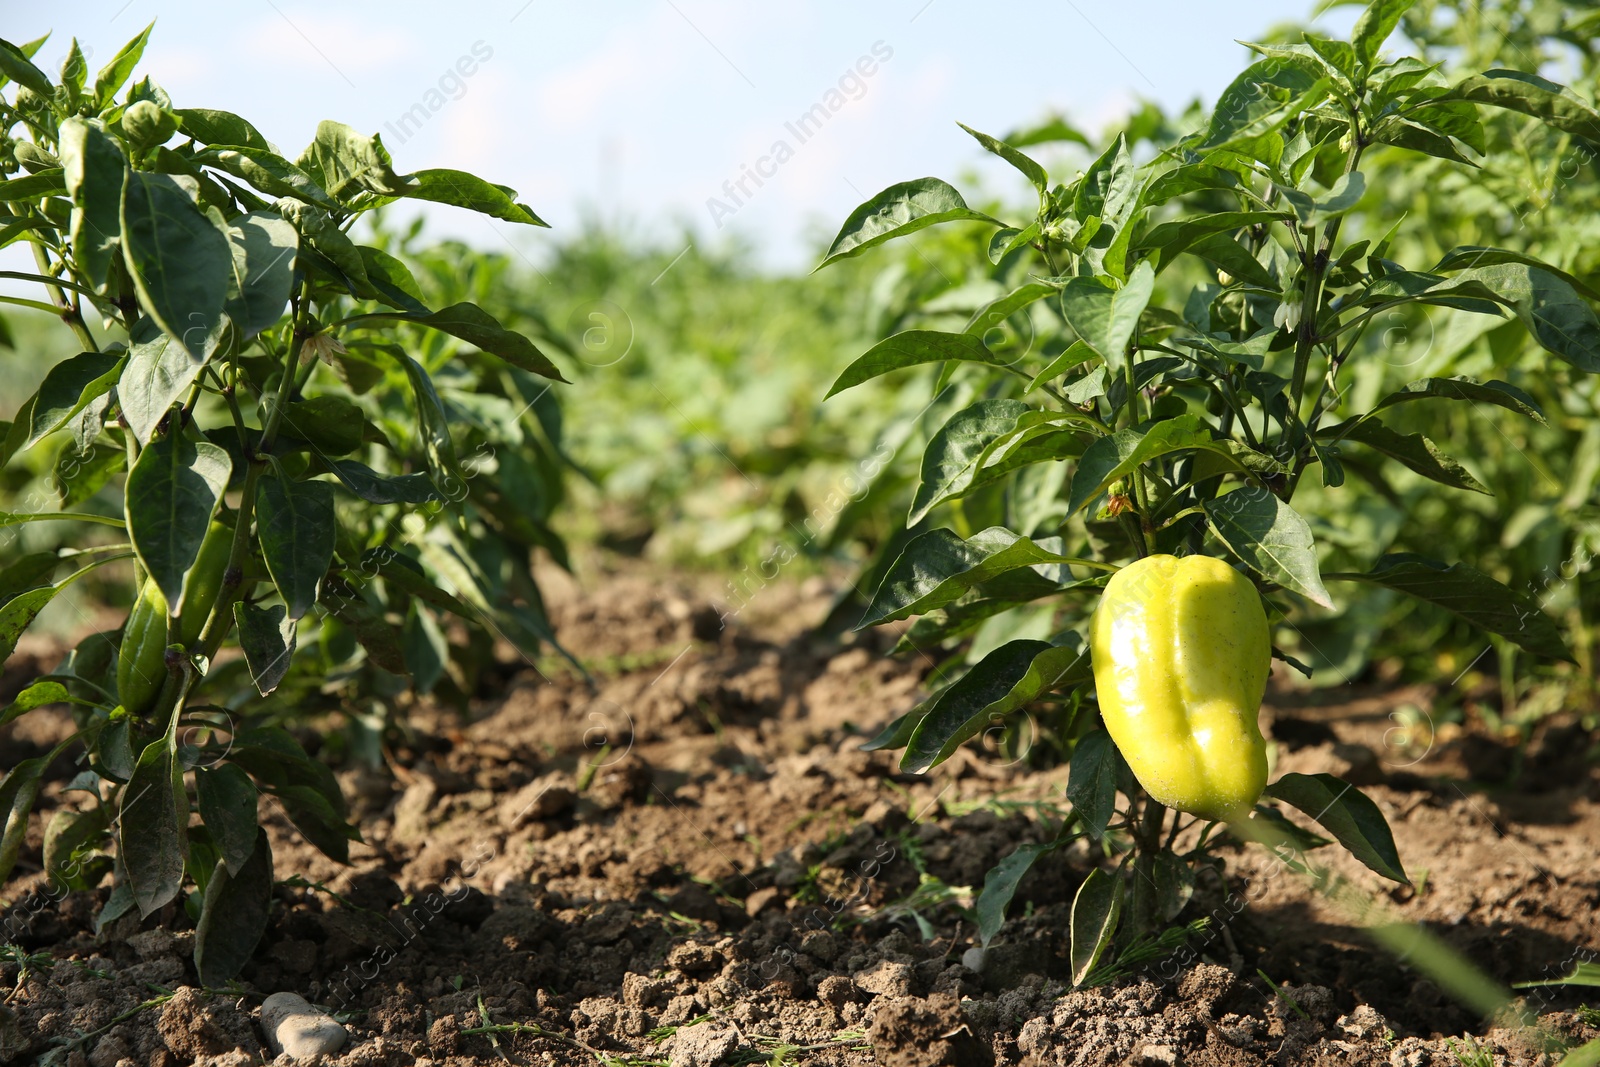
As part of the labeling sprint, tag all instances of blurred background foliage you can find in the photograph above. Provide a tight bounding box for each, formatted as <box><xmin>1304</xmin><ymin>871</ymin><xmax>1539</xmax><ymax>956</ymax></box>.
<box><xmin>3</xmin><ymin>0</ymin><xmax>1596</xmax><ymax>742</ymax></box>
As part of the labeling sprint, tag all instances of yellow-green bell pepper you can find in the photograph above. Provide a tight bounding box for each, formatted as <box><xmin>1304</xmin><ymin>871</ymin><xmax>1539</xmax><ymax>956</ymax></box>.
<box><xmin>1089</xmin><ymin>553</ymin><xmax>1270</xmax><ymax>822</ymax></box>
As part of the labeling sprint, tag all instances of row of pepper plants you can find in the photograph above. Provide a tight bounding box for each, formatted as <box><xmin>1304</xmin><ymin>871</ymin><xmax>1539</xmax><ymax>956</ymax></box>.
<box><xmin>0</xmin><ymin>26</ymin><xmax>569</xmax><ymax>982</ymax></box>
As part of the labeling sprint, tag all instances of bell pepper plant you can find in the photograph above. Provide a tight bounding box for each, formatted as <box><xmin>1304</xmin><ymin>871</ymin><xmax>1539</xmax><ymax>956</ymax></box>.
<box><xmin>822</xmin><ymin>0</ymin><xmax>1590</xmax><ymax>972</ymax></box>
<box><xmin>0</xmin><ymin>25</ymin><xmax>568</xmax><ymax>983</ymax></box>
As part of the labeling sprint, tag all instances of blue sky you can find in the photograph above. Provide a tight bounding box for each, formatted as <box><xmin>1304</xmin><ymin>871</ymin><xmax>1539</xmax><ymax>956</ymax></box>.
<box><xmin>9</xmin><ymin>1</ymin><xmax>1356</xmax><ymax>269</ymax></box>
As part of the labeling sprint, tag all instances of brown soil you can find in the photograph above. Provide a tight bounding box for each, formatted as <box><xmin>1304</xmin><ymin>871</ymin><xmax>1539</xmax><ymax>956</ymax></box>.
<box><xmin>2</xmin><ymin>565</ymin><xmax>1598</xmax><ymax>1066</ymax></box>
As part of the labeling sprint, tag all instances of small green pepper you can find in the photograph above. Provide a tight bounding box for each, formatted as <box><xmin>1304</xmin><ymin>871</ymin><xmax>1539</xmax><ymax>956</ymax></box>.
<box><xmin>177</xmin><ymin>520</ymin><xmax>232</xmax><ymax>646</ymax></box>
<box><xmin>117</xmin><ymin>579</ymin><xmax>169</xmax><ymax>716</ymax></box>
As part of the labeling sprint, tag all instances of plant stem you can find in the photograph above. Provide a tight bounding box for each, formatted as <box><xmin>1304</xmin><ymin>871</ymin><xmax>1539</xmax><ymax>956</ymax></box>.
<box><xmin>1286</xmin><ymin>127</ymin><xmax>1365</xmax><ymax>456</ymax></box>
<box><xmin>196</xmin><ymin>278</ymin><xmax>312</xmax><ymax>663</ymax></box>
<box><xmin>121</xmin><ymin>428</ymin><xmax>145</xmax><ymax>586</ymax></box>
<box><xmin>29</xmin><ymin>238</ymin><xmax>100</xmax><ymax>353</ymax></box>
<box><xmin>1128</xmin><ymin>793</ymin><xmax>1168</xmax><ymax>936</ymax></box>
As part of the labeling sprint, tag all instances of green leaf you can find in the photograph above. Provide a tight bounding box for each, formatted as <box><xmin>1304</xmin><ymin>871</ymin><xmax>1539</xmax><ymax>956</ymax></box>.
<box><xmin>1203</xmin><ymin>487</ymin><xmax>1333</xmax><ymax>607</ymax></box>
<box><xmin>959</xmin><ymin>410</ymin><xmax>1099</xmax><ymax>505</ymax></box>
<box><xmin>193</xmin><ymin>146</ymin><xmax>334</xmax><ymax>207</ymax></box>
<box><xmin>120</xmin><ymin>319</ymin><xmax>221</xmax><ymax>445</ymax></box>
<box><xmin>369</xmin><ymin>554</ymin><xmax>477</xmax><ymax>620</ymax></box>
<box><xmin>1352</xmin><ymin>0</ymin><xmax>1416</xmax><ymax>68</ymax></box>
<box><xmin>1452</xmin><ymin>69</ymin><xmax>1600</xmax><ymax>144</ymax></box>
<box><xmin>0</xmin><ymin>758</ymin><xmax>44</xmax><ymax>887</ymax></box>
<box><xmin>862</xmin><ymin>526</ymin><xmax>1084</xmax><ymax>628</ymax></box>
<box><xmin>1325</xmin><ymin>417</ymin><xmax>1487</xmax><ymax>493</ymax></box>
<box><xmin>193</xmin><ymin>832</ymin><xmax>273</xmax><ymax>986</ymax></box>
<box><xmin>1067</xmin><ymin>730</ymin><xmax>1121</xmax><ymax>842</ymax></box>
<box><xmin>1143</xmin><ymin>163</ymin><xmax>1241</xmax><ymax>206</ymax></box>
<box><xmin>957</xmin><ymin>122</ymin><xmax>1047</xmax><ymax>191</ymax></box>
<box><xmin>321</xmin><ymin>585</ymin><xmax>409</xmax><ymax>676</ymax></box>
<box><xmin>256</xmin><ymin>473</ymin><xmax>335</xmax><ymax>620</ymax></box>
<box><xmin>384</xmin><ymin>350</ymin><xmax>464</xmax><ymax>494</ymax></box>
<box><xmin>1248</xmin><ymin>804</ymin><xmax>1333</xmax><ymax>852</ymax></box>
<box><xmin>1074</xmin><ymin>135</ymin><xmax>1138</xmax><ymax>229</ymax></box>
<box><xmin>295</xmin><ymin>120</ymin><xmax>407</xmax><ymax>200</ymax></box>
<box><xmin>16</xmin><ymin>352</ymin><xmax>123</xmax><ymax>454</ymax></box>
<box><xmin>394</xmin><ymin>168</ymin><xmax>547</xmax><ymax>226</ymax></box>
<box><xmin>403</xmin><ymin>604</ymin><xmax>448</xmax><ymax>694</ymax></box>
<box><xmin>0</xmin><ymin>553</ymin><xmax>63</xmax><ymax>604</ymax></box>
<box><xmin>93</xmin><ymin>21</ymin><xmax>153</xmax><ymax>107</ymax></box>
<box><xmin>349</xmin><ymin>302</ymin><xmax>565</xmax><ymax>381</ymax></box>
<box><xmin>1027</xmin><ymin>341</ymin><xmax>1099</xmax><ymax>393</ymax></box>
<box><xmin>1370</xmin><ymin>115</ymin><xmax>1479</xmax><ymax>165</ymax></box>
<box><xmin>1278</xmin><ymin>171</ymin><xmax>1366</xmax><ymax>226</ymax></box>
<box><xmin>1324</xmin><ymin>555</ymin><xmax>1573</xmax><ymax>662</ymax></box>
<box><xmin>827</xmin><ymin>331</ymin><xmax>1011</xmax><ymax>399</ymax></box>
<box><xmin>1068</xmin><ymin>414</ymin><xmax>1212</xmax><ymax>514</ymax></box>
<box><xmin>355</xmin><ymin>245</ymin><xmax>430</xmax><ymax>313</ymax></box>
<box><xmin>1202</xmin><ymin>58</ymin><xmax>1326</xmax><ymax>151</ymax></box>
<box><xmin>1365</xmin><ymin>376</ymin><xmax>1544</xmax><ymax>424</ymax></box>
<box><xmin>1403</xmin><ymin>99</ymin><xmax>1486</xmax><ymax>154</ymax></box>
<box><xmin>1061</xmin><ymin>260</ymin><xmax>1155</xmax><ymax>367</ymax></box>
<box><xmin>1449</xmin><ymin>263</ymin><xmax>1600</xmax><ymax>371</ymax></box>
<box><xmin>964</xmin><ymin>281</ymin><xmax>1059</xmax><ymax>340</ymax></box>
<box><xmin>222</xmin><ymin>210</ymin><xmax>297</xmax><ymax>339</ymax></box>
<box><xmin>1070</xmin><ymin>867</ymin><xmax>1124</xmax><ymax>986</ymax></box>
<box><xmin>817</xmin><ymin>177</ymin><xmax>1001</xmax><ymax>269</ymax></box>
<box><xmin>233</xmin><ymin>601</ymin><xmax>297</xmax><ymax>696</ymax></box>
<box><xmin>1188</xmin><ymin>234</ymin><xmax>1280</xmax><ymax>290</ymax></box>
<box><xmin>194</xmin><ymin>764</ymin><xmax>259</xmax><ymax>877</ymax></box>
<box><xmin>96</xmin><ymin>718</ymin><xmax>136</xmax><ymax>782</ymax></box>
<box><xmin>60</xmin><ymin>117</ymin><xmax>128</xmax><ymax>291</ymax></box>
<box><xmin>120</xmin><ymin>172</ymin><xmax>231</xmax><ymax>359</ymax></box>
<box><xmin>987</xmin><ymin>222</ymin><xmax>1040</xmax><ymax>265</ymax></box>
<box><xmin>120</xmin><ymin>739</ymin><xmax>190</xmax><ymax>916</ymax></box>
<box><xmin>0</xmin><ymin>170</ymin><xmax>67</xmax><ymax>201</ymax></box>
<box><xmin>173</xmin><ymin>108</ymin><xmax>272</xmax><ymax>151</ymax></box>
<box><xmin>1152</xmin><ymin>847</ymin><xmax>1197</xmax><ymax>922</ymax></box>
<box><xmin>95</xmin><ymin>883</ymin><xmax>136</xmax><ymax>935</ymax></box>
<box><xmin>1356</xmin><ymin>269</ymin><xmax>1504</xmax><ymax>313</ymax></box>
<box><xmin>1065</xmin><ymin>366</ymin><xmax>1109</xmax><ymax>404</ymax></box>
<box><xmin>276</xmin><ymin>395</ymin><xmax>365</xmax><ymax>456</ymax></box>
<box><xmin>859</xmin><ymin>707</ymin><xmax>927</xmax><ymax>753</ymax></box>
<box><xmin>1512</xmin><ymin>961</ymin><xmax>1600</xmax><ymax>990</ymax></box>
<box><xmin>271</xmin><ymin>783</ymin><xmax>359</xmax><ymax>864</ymax></box>
<box><xmin>910</xmin><ymin>400</ymin><xmax>1030</xmax><ymax>524</ymax></box>
<box><xmin>1304</xmin><ymin>34</ymin><xmax>1358</xmax><ymax>81</ymax></box>
<box><xmin>125</xmin><ymin>430</ymin><xmax>231</xmax><ymax>606</ymax></box>
<box><xmin>1433</xmin><ymin>247</ymin><xmax>1600</xmax><ymax>303</ymax></box>
<box><xmin>1006</xmin><ymin>115</ymin><xmax>1091</xmax><ymax>148</ymax></box>
<box><xmin>43</xmin><ymin>805</ymin><xmax>110</xmax><ymax>891</ymax></box>
<box><xmin>1263</xmin><ymin>772</ymin><xmax>1409</xmax><ymax>885</ymax></box>
<box><xmin>325</xmin><ymin>459</ymin><xmax>441</xmax><ymax>505</ymax></box>
<box><xmin>0</xmin><ymin>556</ymin><xmax>125</xmax><ymax>662</ymax></box>
<box><xmin>0</xmin><ymin>680</ymin><xmax>70</xmax><ymax>727</ymax></box>
<box><xmin>1138</xmin><ymin>211</ymin><xmax>1294</xmax><ymax>264</ymax></box>
<box><xmin>0</xmin><ymin>38</ymin><xmax>54</xmax><ymax>98</ymax></box>
<box><xmin>903</xmin><ymin>640</ymin><xmax>1088</xmax><ymax>774</ymax></box>
<box><xmin>976</xmin><ymin>842</ymin><xmax>1055</xmax><ymax>948</ymax></box>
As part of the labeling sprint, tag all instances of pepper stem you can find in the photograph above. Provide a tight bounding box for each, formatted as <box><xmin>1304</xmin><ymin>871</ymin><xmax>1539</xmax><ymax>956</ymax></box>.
<box><xmin>1128</xmin><ymin>793</ymin><xmax>1168</xmax><ymax>936</ymax></box>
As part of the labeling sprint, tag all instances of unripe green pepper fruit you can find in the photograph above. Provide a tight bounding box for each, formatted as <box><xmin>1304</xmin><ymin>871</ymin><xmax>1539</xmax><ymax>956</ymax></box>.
<box><xmin>117</xmin><ymin>579</ymin><xmax>170</xmax><ymax>716</ymax></box>
<box><xmin>1089</xmin><ymin>554</ymin><xmax>1270</xmax><ymax>822</ymax></box>
<box><xmin>178</xmin><ymin>520</ymin><xmax>232</xmax><ymax>646</ymax></box>
<box><xmin>121</xmin><ymin>100</ymin><xmax>177</xmax><ymax>150</ymax></box>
